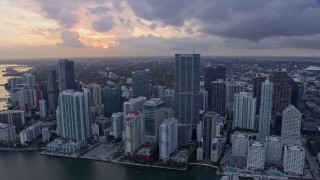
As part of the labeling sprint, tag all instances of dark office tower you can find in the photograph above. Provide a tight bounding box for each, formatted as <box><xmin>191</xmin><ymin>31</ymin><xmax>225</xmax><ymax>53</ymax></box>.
<box><xmin>58</xmin><ymin>59</ymin><xmax>75</xmax><ymax>92</ymax></box>
<box><xmin>174</xmin><ymin>54</ymin><xmax>201</xmax><ymax>126</ymax></box>
<box><xmin>253</xmin><ymin>74</ymin><xmax>267</xmax><ymax>114</ymax></box>
<box><xmin>203</xmin><ymin>111</ymin><xmax>217</xmax><ymax>161</ymax></box>
<box><xmin>103</xmin><ymin>84</ymin><xmax>121</xmax><ymax>117</ymax></box>
<box><xmin>47</xmin><ymin>70</ymin><xmax>59</xmax><ymax>114</ymax></box>
<box><xmin>205</xmin><ymin>65</ymin><xmax>226</xmax><ymax>111</ymax></box>
<box><xmin>291</xmin><ymin>79</ymin><xmax>306</xmax><ymax>111</ymax></box>
<box><xmin>271</xmin><ymin>69</ymin><xmax>292</xmax><ymax>114</ymax></box>
<box><xmin>211</xmin><ymin>80</ymin><xmax>226</xmax><ymax>116</ymax></box>
<box><xmin>132</xmin><ymin>69</ymin><xmax>150</xmax><ymax>98</ymax></box>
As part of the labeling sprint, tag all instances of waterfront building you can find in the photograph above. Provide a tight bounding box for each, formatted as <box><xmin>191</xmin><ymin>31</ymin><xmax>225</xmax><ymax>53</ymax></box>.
<box><xmin>203</xmin><ymin>112</ymin><xmax>217</xmax><ymax>161</ymax></box>
<box><xmin>246</xmin><ymin>141</ymin><xmax>266</xmax><ymax>170</ymax></box>
<box><xmin>144</xmin><ymin>98</ymin><xmax>165</xmax><ymax>143</ymax></box>
<box><xmin>0</xmin><ymin>123</ymin><xmax>16</xmax><ymax>143</ymax></box>
<box><xmin>159</xmin><ymin>117</ymin><xmax>178</xmax><ymax>161</ymax></box>
<box><xmin>103</xmin><ymin>84</ymin><xmax>121</xmax><ymax>117</ymax></box>
<box><xmin>233</xmin><ymin>92</ymin><xmax>256</xmax><ymax>130</ymax></box>
<box><xmin>19</xmin><ymin>122</ymin><xmax>42</xmax><ymax>145</ymax></box>
<box><xmin>58</xmin><ymin>90</ymin><xmax>90</xmax><ymax>146</ymax></box>
<box><xmin>42</xmin><ymin>128</ymin><xmax>51</xmax><ymax>143</ymax></box>
<box><xmin>258</xmin><ymin>79</ymin><xmax>273</xmax><ymax>140</ymax></box>
<box><xmin>124</xmin><ymin>111</ymin><xmax>145</xmax><ymax>155</ymax></box>
<box><xmin>174</xmin><ymin>54</ymin><xmax>201</xmax><ymax>127</ymax></box>
<box><xmin>232</xmin><ymin>132</ymin><xmax>249</xmax><ymax>157</ymax></box>
<box><xmin>132</xmin><ymin>69</ymin><xmax>150</xmax><ymax>98</ymax></box>
<box><xmin>0</xmin><ymin>110</ymin><xmax>25</xmax><ymax>127</ymax></box>
<box><xmin>283</xmin><ymin>144</ymin><xmax>305</xmax><ymax>175</ymax></box>
<box><xmin>47</xmin><ymin>139</ymin><xmax>82</xmax><ymax>155</ymax></box>
<box><xmin>281</xmin><ymin>105</ymin><xmax>302</xmax><ymax>140</ymax></box>
<box><xmin>58</xmin><ymin>59</ymin><xmax>74</xmax><ymax>92</ymax></box>
<box><xmin>266</xmin><ymin>136</ymin><xmax>283</xmax><ymax>162</ymax></box>
<box><xmin>111</xmin><ymin>112</ymin><xmax>124</xmax><ymax>139</ymax></box>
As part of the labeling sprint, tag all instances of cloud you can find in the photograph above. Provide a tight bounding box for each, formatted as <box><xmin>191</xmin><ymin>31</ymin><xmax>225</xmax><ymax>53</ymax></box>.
<box><xmin>88</xmin><ymin>6</ymin><xmax>110</xmax><ymax>15</ymax></box>
<box><xmin>127</xmin><ymin>0</ymin><xmax>320</xmax><ymax>41</ymax></box>
<box><xmin>92</xmin><ymin>16</ymin><xmax>115</xmax><ymax>32</ymax></box>
<box><xmin>56</xmin><ymin>30</ymin><xmax>84</xmax><ymax>48</ymax></box>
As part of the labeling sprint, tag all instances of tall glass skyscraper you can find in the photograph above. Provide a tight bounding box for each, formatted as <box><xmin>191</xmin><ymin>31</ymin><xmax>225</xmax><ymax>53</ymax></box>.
<box><xmin>258</xmin><ymin>79</ymin><xmax>273</xmax><ymax>140</ymax></box>
<box><xmin>103</xmin><ymin>84</ymin><xmax>121</xmax><ymax>117</ymax></box>
<box><xmin>132</xmin><ymin>69</ymin><xmax>150</xmax><ymax>98</ymax></box>
<box><xmin>58</xmin><ymin>90</ymin><xmax>90</xmax><ymax>145</ymax></box>
<box><xmin>58</xmin><ymin>59</ymin><xmax>75</xmax><ymax>92</ymax></box>
<box><xmin>47</xmin><ymin>70</ymin><xmax>59</xmax><ymax>115</ymax></box>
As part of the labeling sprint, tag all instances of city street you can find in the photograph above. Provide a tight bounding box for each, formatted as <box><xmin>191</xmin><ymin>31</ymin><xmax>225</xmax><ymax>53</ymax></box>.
<box><xmin>301</xmin><ymin>137</ymin><xmax>320</xmax><ymax>179</ymax></box>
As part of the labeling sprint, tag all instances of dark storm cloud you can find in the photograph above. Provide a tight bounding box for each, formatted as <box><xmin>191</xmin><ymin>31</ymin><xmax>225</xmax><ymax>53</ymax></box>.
<box><xmin>127</xmin><ymin>0</ymin><xmax>320</xmax><ymax>41</ymax></box>
<box><xmin>92</xmin><ymin>16</ymin><xmax>115</xmax><ymax>32</ymax></box>
<box><xmin>56</xmin><ymin>30</ymin><xmax>84</xmax><ymax>48</ymax></box>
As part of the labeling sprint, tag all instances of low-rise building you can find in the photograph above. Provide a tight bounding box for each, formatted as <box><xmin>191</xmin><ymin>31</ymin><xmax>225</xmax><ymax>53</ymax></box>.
<box><xmin>19</xmin><ymin>122</ymin><xmax>42</xmax><ymax>145</ymax></box>
<box><xmin>0</xmin><ymin>110</ymin><xmax>25</xmax><ymax>127</ymax></box>
<box><xmin>46</xmin><ymin>139</ymin><xmax>82</xmax><ymax>155</ymax></box>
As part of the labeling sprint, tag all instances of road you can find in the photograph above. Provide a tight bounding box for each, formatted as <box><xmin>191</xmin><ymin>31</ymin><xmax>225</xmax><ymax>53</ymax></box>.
<box><xmin>301</xmin><ymin>137</ymin><xmax>320</xmax><ymax>179</ymax></box>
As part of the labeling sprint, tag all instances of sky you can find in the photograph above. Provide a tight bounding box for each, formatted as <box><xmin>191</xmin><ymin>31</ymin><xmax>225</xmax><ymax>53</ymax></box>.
<box><xmin>1</xmin><ymin>0</ymin><xmax>320</xmax><ymax>59</ymax></box>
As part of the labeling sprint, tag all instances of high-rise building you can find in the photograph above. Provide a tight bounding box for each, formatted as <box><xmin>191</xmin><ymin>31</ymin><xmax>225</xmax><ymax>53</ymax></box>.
<box><xmin>204</xmin><ymin>65</ymin><xmax>226</xmax><ymax>110</ymax></box>
<box><xmin>258</xmin><ymin>79</ymin><xmax>273</xmax><ymax>140</ymax></box>
<box><xmin>132</xmin><ymin>69</ymin><xmax>150</xmax><ymax>98</ymax></box>
<box><xmin>283</xmin><ymin>144</ymin><xmax>305</xmax><ymax>175</ymax></box>
<box><xmin>253</xmin><ymin>74</ymin><xmax>268</xmax><ymax>113</ymax></box>
<box><xmin>39</xmin><ymin>99</ymin><xmax>47</xmax><ymax>118</ymax></box>
<box><xmin>124</xmin><ymin>111</ymin><xmax>145</xmax><ymax>155</ymax></box>
<box><xmin>144</xmin><ymin>98</ymin><xmax>165</xmax><ymax>144</ymax></box>
<box><xmin>42</xmin><ymin>128</ymin><xmax>51</xmax><ymax>143</ymax></box>
<box><xmin>19</xmin><ymin>122</ymin><xmax>42</xmax><ymax>145</ymax></box>
<box><xmin>281</xmin><ymin>105</ymin><xmax>302</xmax><ymax>140</ymax></box>
<box><xmin>271</xmin><ymin>69</ymin><xmax>292</xmax><ymax>114</ymax></box>
<box><xmin>203</xmin><ymin>111</ymin><xmax>217</xmax><ymax>161</ymax></box>
<box><xmin>233</xmin><ymin>92</ymin><xmax>256</xmax><ymax>130</ymax></box>
<box><xmin>0</xmin><ymin>110</ymin><xmax>25</xmax><ymax>127</ymax></box>
<box><xmin>58</xmin><ymin>59</ymin><xmax>75</xmax><ymax>92</ymax></box>
<box><xmin>246</xmin><ymin>141</ymin><xmax>266</xmax><ymax>170</ymax></box>
<box><xmin>291</xmin><ymin>79</ymin><xmax>306</xmax><ymax>111</ymax></box>
<box><xmin>225</xmin><ymin>81</ymin><xmax>245</xmax><ymax>115</ymax></box>
<box><xmin>23</xmin><ymin>73</ymin><xmax>36</xmax><ymax>89</ymax></box>
<box><xmin>174</xmin><ymin>54</ymin><xmax>201</xmax><ymax>126</ymax></box>
<box><xmin>266</xmin><ymin>136</ymin><xmax>283</xmax><ymax>162</ymax></box>
<box><xmin>123</xmin><ymin>97</ymin><xmax>147</xmax><ymax>116</ymax></box>
<box><xmin>111</xmin><ymin>112</ymin><xmax>124</xmax><ymax>139</ymax></box>
<box><xmin>153</xmin><ymin>85</ymin><xmax>165</xmax><ymax>98</ymax></box>
<box><xmin>58</xmin><ymin>90</ymin><xmax>90</xmax><ymax>145</ymax></box>
<box><xmin>159</xmin><ymin>117</ymin><xmax>178</xmax><ymax>161</ymax></box>
<box><xmin>200</xmin><ymin>89</ymin><xmax>208</xmax><ymax>112</ymax></box>
<box><xmin>47</xmin><ymin>70</ymin><xmax>59</xmax><ymax>115</ymax></box>
<box><xmin>103</xmin><ymin>84</ymin><xmax>121</xmax><ymax>117</ymax></box>
<box><xmin>211</xmin><ymin>80</ymin><xmax>226</xmax><ymax>116</ymax></box>
<box><xmin>88</xmin><ymin>84</ymin><xmax>102</xmax><ymax>107</ymax></box>
<box><xmin>232</xmin><ymin>132</ymin><xmax>249</xmax><ymax>157</ymax></box>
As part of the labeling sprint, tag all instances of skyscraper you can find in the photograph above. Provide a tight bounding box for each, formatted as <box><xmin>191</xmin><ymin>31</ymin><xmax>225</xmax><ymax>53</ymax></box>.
<box><xmin>159</xmin><ymin>117</ymin><xmax>178</xmax><ymax>161</ymax></box>
<box><xmin>144</xmin><ymin>98</ymin><xmax>165</xmax><ymax>144</ymax></box>
<box><xmin>211</xmin><ymin>80</ymin><xmax>226</xmax><ymax>116</ymax></box>
<box><xmin>174</xmin><ymin>54</ymin><xmax>201</xmax><ymax>126</ymax></box>
<box><xmin>124</xmin><ymin>111</ymin><xmax>145</xmax><ymax>155</ymax></box>
<box><xmin>58</xmin><ymin>59</ymin><xmax>75</xmax><ymax>92</ymax></box>
<box><xmin>271</xmin><ymin>69</ymin><xmax>292</xmax><ymax>114</ymax></box>
<box><xmin>47</xmin><ymin>70</ymin><xmax>58</xmax><ymax>115</ymax></box>
<box><xmin>291</xmin><ymin>79</ymin><xmax>306</xmax><ymax>111</ymax></box>
<box><xmin>103</xmin><ymin>84</ymin><xmax>121</xmax><ymax>117</ymax></box>
<box><xmin>281</xmin><ymin>105</ymin><xmax>302</xmax><ymax>140</ymax></box>
<box><xmin>123</xmin><ymin>97</ymin><xmax>147</xmax><ymax>116</ymax></box>
<box><xmin>253</xmin><ymin>74</ymin><xmax>268</xmax><ymax>113</ymax></box>
<box><xmin>266</xmin><ymin>136</ymin><xmax>283</xmax><ymax>162</ymax></box>
<box><xmin>204</xmin><ymin>65</ymin><xmax>226</xmax><ymax>110</ymax></box>
<box><xmin>132</xmin><ymin>69</ymin><xmax>150</xmax><ymax>98</ymax></box>
<box><xmin>23</xmin><ymin>73</ymin><xmax>35</xmax><ymax>89</ymax></box>
<box><xmin>258</xmin><ymin>79</ymin><xmax>273</xmax><ymax>140</ymax></box>
<box><xmin>88</xmin><ymin>84</ymin><xmax>102</xmax><ymax>107</ymax></box>
<box><xmin>203</xmin><ymin>111</ymin><xmax>217</xmax><ymax>161</ymax></box>
<box><xmin>232</xmin><ymin>132</ymin><xmax>249</xmax><ymax>157</ymax></box>
<box><xmin>112</xmin><ymin>112</ymin><xmax>124</xmax><ymax>139</ymax></box>
<box><xmin>39</xmin><ymin>99</ymin><xmax>47</xmax><ymax>118</ymax></box>
<box><xmin>225</xmin><ymin>80</ymin><xmax>245</xmax><ymax>116</ymax></box>
<box><xmin>58</xmin><ymin>90</ymin><xmax>90</xmax><ymax>145</ymax></box>
<box><xmin>174</xmin><ymin>54</ymin><xmax>201</xmax><ymax>142</ymax></box>
<box><xmin>233</xmin><ymin>92</ymin><xmax>256</xmax><ymax>130</ymax></box>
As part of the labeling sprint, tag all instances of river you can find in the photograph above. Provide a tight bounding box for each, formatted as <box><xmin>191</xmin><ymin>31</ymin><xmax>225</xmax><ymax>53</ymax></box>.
<box><xmin>0</xmin><ymin>151</ymin><xmax>220</xmax><ymax>180</ymax></box>
<box><xmin>0</xmin><ymin>64</ymin><xmax>32</xmax><ymax>110</ymax></box>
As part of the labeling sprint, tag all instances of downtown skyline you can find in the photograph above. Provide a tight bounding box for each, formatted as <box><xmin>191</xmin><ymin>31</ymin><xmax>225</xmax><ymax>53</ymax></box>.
<box><xmin>1</xmin><ymin>0</ymin><xmax>320</xmax><ymax>59</ymax></box>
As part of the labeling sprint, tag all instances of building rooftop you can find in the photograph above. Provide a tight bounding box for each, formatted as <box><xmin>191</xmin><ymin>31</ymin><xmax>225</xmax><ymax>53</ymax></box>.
<box><xmin>285</xmin><ymin>144</ymin><xmax>304</xmax><ymax>152</ymax></box>
<box><xmin>306</xmin><ymin>66</ymin><xmax>320</xmax><ymax>71</ymax></box>
<box><xmin>0</xmin><ymin>123</ymin><xmax>14</xmax><ymax>129</ymax></box>
<box><xmin>125</xmin><ymin>97</ymin><xmax>147</xmax><ymax>104</ymax></box>
<box><xmin>232</xmin><ymin>132</ymin><xmax>249</xmax><ymax>139</ymax></box>
<box><xmin>249</xmin><ymin>141</ymin><xmax>266</xmax><ymax>147</ymax></box>
<box><xmin>144</xmin><ymin>98</ymin><xmax>163</xmax><ymax>106</ymax></box>
<box><xmin>126</xmin><ymin>111</ymin><xmax>141</xmax><ymax>120</ymax></box>
<box><xmin>266</xmin><ymin>135</ymin><xmax>283</xmax><ymax>142</ymax></box>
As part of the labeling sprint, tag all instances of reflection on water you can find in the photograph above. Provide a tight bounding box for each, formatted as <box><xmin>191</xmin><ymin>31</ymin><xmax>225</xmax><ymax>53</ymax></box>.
<box><xmin>0</xmin><ymin>64</ymin><xmax>32</xmax><ymax>110</ymax></box>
